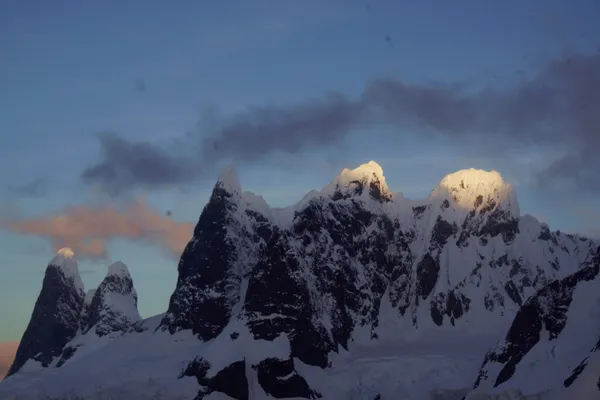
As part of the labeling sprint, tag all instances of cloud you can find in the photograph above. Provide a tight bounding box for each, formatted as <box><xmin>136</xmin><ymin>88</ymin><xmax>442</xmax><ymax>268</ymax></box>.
<box><xmin>7</xmin><ymin>179</ymin><xmax>47</xmax><ymax>198</ymax></box>
<box><xmin>1</xmin><ymin>199</ymin><xmax>193</xmax><ymax>260</ymax></box>
<box><xmin>81</xmin><ymin>50</ymin><xmax>600</xmax><ymax>194</ymax></box>
<box><xmin>0</xmin><ymin>341</ymin><xmax>18</xmax><ymax>379</ymax></box>
<box><xmin>81</xmin><ymin>133</ymin><xmax>200</xmax><ymax>196</ymax></box>
<box><xmin>201</xmin><ymin>93</ymin><xmax>364</xmax><ymax>163</ymax></box>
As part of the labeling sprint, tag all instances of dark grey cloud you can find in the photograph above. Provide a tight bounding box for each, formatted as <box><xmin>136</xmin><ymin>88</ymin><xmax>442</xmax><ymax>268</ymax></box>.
<box><xmin>82</xmin><ymin>50</ymin><xmax>600</xmax><ymax>194</ymax></box>
<box><xmin>7</xmin><ymin>179</ymin><xmax>47</xmax><ymax>198</ymax></box>
<box><xmin>81</xmin><ymin>133</ymin><xmax>200</xmax><ymax>195</ymax></box>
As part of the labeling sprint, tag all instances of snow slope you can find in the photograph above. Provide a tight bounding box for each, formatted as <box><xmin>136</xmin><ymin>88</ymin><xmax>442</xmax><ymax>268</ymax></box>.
<box><xmin>466</xmin><ymin>245</ymin><xmax>600</xmax><ymax>399</ymax></box>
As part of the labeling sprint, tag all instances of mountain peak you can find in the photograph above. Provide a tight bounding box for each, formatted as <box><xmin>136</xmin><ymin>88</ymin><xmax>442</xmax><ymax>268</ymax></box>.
<box><xmin>107</xmin><ymin>261</ymin><xmax>130</xmax><ymax>278</ymax></box>
<box><xmin>332</xmin><ymin>160</ymin><xmax>392</xmax><ymax>202</ymax></box>
<box><xmin>432</xmin><ymin>168</ymin><xmax>520</xmax><ymax>216</ymax></box>
<box><xmin>335</xmin><ymin>160</ymin><xmax>385</xmax><ymax>186</ymax></box>
<box><xmin>216</xmin><ymin>165</ymin><xmax>242</xmax><ymax>195</ymax></box>
<box><xmin>6</xmin><ymin>249</ymin><xmax>85</xmax><ymax>377</ymax></box>
<box><xmin>81</xmin><ymin>261</ymin><xmax>141</xmax><ymax>337</ymax></box>
<box><xmin>56</xmin><ymin>247</ymin><xmax>74</xmax><ymax>259</ymax></box>
<box><xmin>48</xmin><ymin>248</ymin><xmax>83</xmax><ymax>294</ymax></box>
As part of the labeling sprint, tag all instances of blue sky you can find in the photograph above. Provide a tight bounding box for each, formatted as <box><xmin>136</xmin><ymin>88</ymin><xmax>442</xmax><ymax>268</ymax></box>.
<box><xmin>0</xmin><ymin>0</ymin><xmax>599</xmax><ymax>342</ymax></box>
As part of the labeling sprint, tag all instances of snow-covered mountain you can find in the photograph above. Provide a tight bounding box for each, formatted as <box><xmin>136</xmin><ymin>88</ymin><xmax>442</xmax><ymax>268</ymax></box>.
<box><xmin>50</xmin><ymin>261</ymin><xmax>143</xmax><ymax>370</ymax></box>
<box><xmin>1</xmin><ymin>161</ymin><xmax>597</xmax><ymax>399</ymax></box>
<box><xmin>80</xmin><ymin>261</ymin><xmax>141</xmax><ymax>337</ymax></box>
<box><xmin>5</xmin><ymin>255</ymin><xmax>142</xmax><ymax>378</ymax></box>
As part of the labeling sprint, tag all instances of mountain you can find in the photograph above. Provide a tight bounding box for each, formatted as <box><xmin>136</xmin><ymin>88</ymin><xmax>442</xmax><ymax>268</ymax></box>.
<box><xmin>466</xmin><ymin>244</ymin><xmax>600</xmax><ymax>399</ymax></box>
<box><xmin>4</xmin><ymin>256</ymin><xmax>142</xmax><ymax>378</ymax></box>
<box><xmin>52</xmin><ymin>262</ymin><xmax>142</xmax><ymax>368</ymax></box>
<box><xmin>5</xmin><ymin>248</ymin><xmax>84</xmax><ymax>378</ymax></box>
<box><xmin>0</xmin><ymin>161</ymin><xmax>597</xmax><ymax>399</ymax></box>
<box><xmin>156</xmin><ymin>161</ymin><xmax>594</xmax><ymax>399</ymax></box>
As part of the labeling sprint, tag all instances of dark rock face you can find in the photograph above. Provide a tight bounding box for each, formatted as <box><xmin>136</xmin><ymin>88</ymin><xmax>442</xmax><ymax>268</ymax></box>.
<box><xmin>368</xmin><ymin>175</ymin><xmax>393</xmax><ymax>203</ymax></box>
<box><xmin>416</xmin><ymin>254</ymin><xmax>439</xmax><ymax>299</ymax></box>
<box><xmin>160</xmin><ymin>184</ymin><xmax>244</xmax><ymax>340</ymax></box>
<box><xmin>431</xmin><ymin>288</ymin><xmax>471</xmax><ymax>327</ymax></box>
<box><xmin>290</xmin><ymin>198</ymin><xmax>403</xmax><ymax>350</ymax></box>
<box><xmin>257</xmin><ymin>358</ymin><xmax>321</xmax><ymax>399</ymax></box>
<box><xmin>503</xmin><ymin>281</ymin><xmax>522</xmax><ymax>307</ymax></box>
<box><xmin>180</xmin><ymin>357</ymin><xmax>249</xmax><ymax>400</ymax></box>
<box><xmin>6</xmin><ymin>265</ymin><xmax>84</xmax><ymax>377</ymax></box>
<box><xmin>55</xmin><ymin>345</ymin><xmax>77</xmax><ymax>368</ymax></box>
<box><xmin>431</xmin><ymin>217</ymin><xmax>456</xmax><ymax>250</ymax></box>
<box><xmin>561</xmin><ymin>336</ymin><xmax>600</xmax><ymax>391</ymax></box>
<box><xmin>471</xmin><ymin>246</ymin><xmax>600</xmax><ymax>391</ymax></box>
<box><xmin>564</xmin><ymin>358</ymin><xmax>589</xmax><ymax>388</ymax></box>
<box><xmin>244</xmin><ymin>230</ymin><xmax>333</xmax><ymax>368</ymax></box>
<box><xmin>200</xmin><ymin>361</ymin><xmax>248</xmax><ymax>400</ymax></box>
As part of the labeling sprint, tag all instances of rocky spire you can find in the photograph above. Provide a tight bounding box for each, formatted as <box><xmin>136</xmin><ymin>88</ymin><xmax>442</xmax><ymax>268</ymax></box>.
<box><xmin>6</xmin><ymin>248</ymin><xmax>85</xmax><ymax>377</ymax></box>
<box><xmin>81</xmin><ymin>261</ymin><xmax>141</xmax><ymax>337</ymax></box>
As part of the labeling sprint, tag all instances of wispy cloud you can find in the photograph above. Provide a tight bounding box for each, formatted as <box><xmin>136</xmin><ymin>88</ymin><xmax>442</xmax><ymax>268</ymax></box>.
<box><xmin>81</xmin><ymin>132</ymin><xmax>200</xmax><ymax>196</ymax></box>
<box><xmin>0</xmin><ymin>199</ymin><xmax>193</xmax><ymax>260</ymax></box>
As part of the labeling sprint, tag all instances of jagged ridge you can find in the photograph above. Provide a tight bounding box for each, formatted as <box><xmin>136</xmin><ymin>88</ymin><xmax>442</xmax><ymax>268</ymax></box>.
<box><xmin>3</xmin><ymin>161</ymin><xmax>597</xmax><ymax>400</ymax></box>
<box><xmin>159</xmin><ymin>161</ymin><xmax>596</xmax><ymax>399</ymax></box>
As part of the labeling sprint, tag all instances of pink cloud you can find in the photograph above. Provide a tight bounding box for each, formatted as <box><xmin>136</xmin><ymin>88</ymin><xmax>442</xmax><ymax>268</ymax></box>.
<box><xmin>2</xmin><ymin>199</ymin><xmax>194</xmax><ymax>260</ymax></box>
